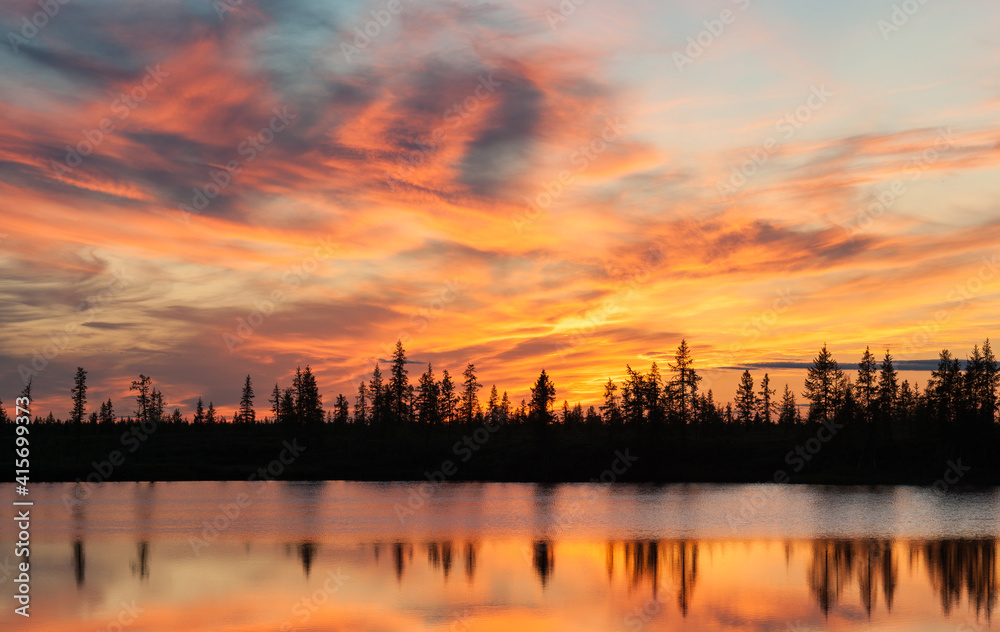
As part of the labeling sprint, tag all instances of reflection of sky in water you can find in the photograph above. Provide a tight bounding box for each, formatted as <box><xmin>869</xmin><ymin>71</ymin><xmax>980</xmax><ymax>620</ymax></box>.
<box><xmin>0</xmin><ymin>482</ymin><xmax>997</xmax><ymax>631</ymax></box>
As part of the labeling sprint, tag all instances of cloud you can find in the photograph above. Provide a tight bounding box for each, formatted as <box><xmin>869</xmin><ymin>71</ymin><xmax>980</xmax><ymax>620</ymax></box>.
<box><xmin>2</xmin><ymin>0</ymin><xmax>1000</xmax><ymax>415</ymax></box>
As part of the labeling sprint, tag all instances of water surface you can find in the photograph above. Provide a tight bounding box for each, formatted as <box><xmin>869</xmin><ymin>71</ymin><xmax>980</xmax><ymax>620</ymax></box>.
<box><xmin>1</xmin><ymin>481</ymin><xmax>997</xmax><ymax>631</ymax></box>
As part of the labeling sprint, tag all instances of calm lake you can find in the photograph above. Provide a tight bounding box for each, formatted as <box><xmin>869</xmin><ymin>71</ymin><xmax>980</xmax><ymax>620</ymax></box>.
<box><xmin>1</xmin><ymin>481</ymin><xmax>997</xmax><ymax>631</ymax></box>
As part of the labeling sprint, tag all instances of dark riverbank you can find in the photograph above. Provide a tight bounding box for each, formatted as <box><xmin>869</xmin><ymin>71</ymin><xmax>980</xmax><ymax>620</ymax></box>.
<box><xmin>6</xmin><ymin>420</ymin><xmax>998</xmax><ymax>486</ymax></box>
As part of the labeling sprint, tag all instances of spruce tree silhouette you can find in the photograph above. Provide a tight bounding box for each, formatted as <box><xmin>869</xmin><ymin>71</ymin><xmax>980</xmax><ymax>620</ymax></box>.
<box><xmin>736</xmin><ymin>370</ymin><xmax>755</xmax><ymax>430</ymax></box>
<box><xmin>803</xmin><ymin>344</ymin><xmax>845</xmax><ymax>424</ymax></box>
<box><xmin>388</xmin><ymin>341</ymin><xmax>409</xmax><ymax>424</ymax></box>
<box><xmin>439</xmin><ymin>369</ymin><xmax>457</xmax><ymax>426</ymax></box>
<box><xmin>417</xmin><ymin>364</ymin><xmax>440</xmax><ymax>425</ymax></box>
<box><xmin>461</xmin><ymin>363</ymin><xmax>482</xmax><ymax>427</ymax></box>
<box><xmin>354</xmin><ymin>381</ymin><xmax>368</xmax><ymax>425</ymax></box>
<box><xmin>669</xmin><ymin>339</ymin><xmax>700</xmax><ymax>442</ymax></box>
<box><xmin>239</xmin><ymin>375</ymin><xmax>255</xmax><ymax>424</ymax></box>
<box><xmin>757</xmin><ymin>373</ymin><xmax>775</xmax><ymax>425</ymax></box>
<box><xmin>857</xmin><ymin>347</ymin><xmax>878</xmax><ymax>427</ymax></box>
<box><xmin>876</xmin><ymin>350</ymin><xmax>899</xmax><ymax>446</ymax></box>
<box><xmin>70</xmin><ymin>367</ymin><xmax>87</xmax><ymax>426</ymax></box>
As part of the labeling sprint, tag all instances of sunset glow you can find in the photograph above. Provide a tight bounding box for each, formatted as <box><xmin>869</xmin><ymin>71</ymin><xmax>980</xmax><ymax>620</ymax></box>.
<box><xmin>2</xmin><ymin>0</ymin><xmax>999</xmax><ymax>416</ymax></box>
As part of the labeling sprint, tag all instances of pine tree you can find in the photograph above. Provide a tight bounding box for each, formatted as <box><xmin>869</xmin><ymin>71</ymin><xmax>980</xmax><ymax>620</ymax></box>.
<box><xmin>70</xmin><ymin>366</ymin><xmax>88</xmax><ymax>425</ymax></box>
<box><xmin>292</xmin><ymin>366</ymin><xmax>323</xmax><ymax>425</ymax></box>
<box><xmin>668</xmin><ymin>339</ymin><xmax>701</xmax><ymax>429</ymax></box>
<box><xmin>269</xmin><ymin>383</ymin><xmax>282</xmax><ymax>423</ymax></box>
<box><xmin>601</xmin><ymin>378</ymin><xmax>621</xmax><ymax>425</ymax></box>
<box><xmin>130</xmin><ymin>374</ymin><xmax>152</xmax><ymax>424</ymax></box>
<box><xmin>779</xmin><ymin>384</ymin><xmax>798</xmax><ymax>425</ymax></box>
<box><xmin>239</xmin><ymin>375</ymin><xmax>255</xmax><ymax>424</ymax></box>
<box><xmin>899</xmin><ymin>380</ymin><xmax>916</xmax><ymax>435</ymax></box>
<box><xmin>757</xmin><ymin>373</ymin><xmax>776</xmax><ymax>425</ymax></box>
<box><xmin>500</xmin><ymin>391</ymin><xmax>512</xmax><ymax>425</ymax></box>
<box><xmin>876</xmin><ymin>349</ymin><xmax>899</xmax><ymax>434</ymax></box>
<box><xmin>149</xmin><ymin>389</ymin><xmax>164</xmax><ymax>423</ymax></box>
<box><xmin>928</xmin><ymin>349</ymin><xmax>961</xmax><ymax>428</ymax></box>
<box><xmin>486</xmin><ymin>385</ymin><xmax>499</xmax><ymax>425</ymax></box>
<box><xmin>982</xmin><ymin>339</ymin><xmax>999</xmax><ymax>424</ymax></box>
<box><xmin>964</xmin><ymin>344</ymin><xmax>985</xmax><ymax>422</ymax></box>
<box><xmin>205</xmin><ymin>401</ymin><xmax>217</xmax><ymax>424</ymax></box>
<box><xmin>194</xmin><ymin>397</ymin><xmax>205</xmax><ymax>424</ymax></box>
<box><xmin>292</xmin><ymin>367</ymin><xmax>304</xmax><ymax>422</ymax></box>
<box><xmin>803</xmin><ymin>344</ymin><xmax>844</xmax><ymax>424</ymax></box>
<box><xmin>334</xmin><ymin>394</ymin><xmax>349</xmax><ymax>425</ymax></box>
<box><xmin>417</xmin><ymin>364</ymin><xmax>440</xmax><ymax>425</ymax></box>
<box><xmin>439</xmin><ymin>370</ymin><xmax>457</xmax><ymax>425</ymax></box>
<box><xmin>369</xmin><ymin>364</ymin><xmax>386</xmax><ymax>425</ymax></box>
<box><xmin>354</xmin><ymin>381</ymin><xmax>369</xmax><ymax>425</ymax></box>
<box><xmin>0</xmin><ymin>397</ymin><xmax>9</xmax><ymax>424</ymax></box>
<box><xmin>406</xmin><ymin>383</ymin><xmax>415</xmax><ymax>424</ymax></box>
<box><xmin>700</xmin><ymin>389</ymin><xmax>724</xmax><ymax>426</ymax></box>
<box><xmin>278</xmin><ymin>387</ymin><xmax>294</xmax><ymax>423</ymax></box>
<box><xmin>99</xmin><ymin>399</ymin><xmax>115</xmax><ymax>425</ymax></box>
<box><xmin>388</xmin><ymin>340</ymin><xmax>410</xmax><ymax>424</ymax></box>
<box><xmin>645</xmin><ymin>362</ymin><xmax>665</xmax><ymax>427</ymax></box>
<box><xmin>461</xmin><ymin>363</ymin><xmax>482</xmax><ymax>426</ymax></box>
<box><xmin>735</xmin><ymin>370</ymin><xmax>756</xmax><ymax>428</ymax></box>
<box><xmin>856</xmin><ymin>346</ymin><xmax>878</xmax><ymax>425</ymax></box>
<box><xmin>529</xmin><ymin>369</ymin><xmax>556</xmax><ymax>428</ymax></box>
<box><xmin>621</xmin><ymin>365</ymin><xmax>646</xmax><ymax>425</ymax></box>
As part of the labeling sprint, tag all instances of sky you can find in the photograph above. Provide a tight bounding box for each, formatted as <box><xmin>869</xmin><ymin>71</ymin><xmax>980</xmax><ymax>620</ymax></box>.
<box><xmin>1</xmin><ymin>0</ymin><xmax>999</xmax><ymax>418</ymax></box>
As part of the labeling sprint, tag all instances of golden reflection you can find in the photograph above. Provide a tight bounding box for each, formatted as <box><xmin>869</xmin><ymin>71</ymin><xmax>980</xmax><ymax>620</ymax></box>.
<box><xmin>11</xmin><ymin>537</ymin><xmax>1000</xmax><ymax>631</ymax></box>
<box><xmin>130</xmin><ymin>540</ymin><xmax>150</xmax><ymax>579</ymax></box>
<box><xmin>297</xmin><ymin>541</ymin><xmax>316</xmax><ymax>577</ymax></box>
<box><xmin>532</xmin><ymin>540</ymin><xmax>555</xmax><ymax>587</ymax></box>
<box><xmin>917</xmin><ymin>539</ymin><xmax>997</xmax><ymax>618</ymax></box>
<box><xmin>464</xmin><ymin>541</ymin><xmax>477</xmax><ymax>583</ymax></box>
<box><xmin>72</xmin><ymin>540</ymin><xmax>85</xmax><ymax>587</ymax></box>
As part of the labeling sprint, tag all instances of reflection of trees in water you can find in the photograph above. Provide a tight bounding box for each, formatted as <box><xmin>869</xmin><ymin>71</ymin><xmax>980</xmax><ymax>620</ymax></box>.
<box><xmin>798</xmin><ymin>539</ymin><xmax>1000</xmax><ymax>619</ymax></box>
<box><xmin>371</xmin><ymin>541</ymin><xmax>406</xmax><ymax>580</ymax></box>
<box><xmin>624</xmin><ymin>541</ymin><xmax>660</xmax><ymax>593</ymax></box>
<box><xmin>533</xmin><ymin>540</ymin><xmax>554</xmax><ymax>587</ymax></box>
<box><xmin>71</xmin><ymin>485</ymin><xmax>87</xmax><ymax>587</ymax></box>
<box><xmin>380</xmin><ymin>540</ymin><xmax>479</xmax><ymax>583</ymax></box>
<box><xmin>73</xmin><ymin>540</ymin><xmax>85</xmax><ymax>587</ymax></box>
<box><xmin>130</xmin><ymin>541</ymin><xmax>149</xmax><ymax>580</ymax></box>
<box><xmin>392</xmin><ymin>541</ymin><xmax>413</xmax><ymax>581</ymax></box>
<box><xmin>808</xmin><ymin>539</ymin><xmax>900</xmax><ymax>616</ymax></box>
<box><xmin>858</xmin><ymin>540</ymin><xmax>897</xmax><ymax>615</ymax></box>
<box><xmin>424</xmin><ymin>541</ymin><xmax>478</xmax><ymax>582</ymax></box>
<box><xmin>808</xmin><ymin>540</ymin><xmax>853</xmax><ymax>615</ymax></box>
<box><xmin>297</xmin><ymin>541</ymin><xmax>316</xmax><ymax>577</ymax></box>
<box><xmin>129</xmin><ymin>482</ymin><xmax>155</xmax><ymax>581</ymax></box>
<box><xmin>917</xmin><ymin>539</ymin><xmax>997</xmax><ymax>619</ymax></box>
<box><xmin>666</xmin><ymin>541</ymin><xmax>697</xmax><ymax>617</ymax></box>
<box><xmin>608</xmin><ymin>541</ymin><xmax>697</xmax><ymax>617</ymax></box>
<box><xmin>464</xmin><ymin>542</ymin><xmax>476</xmax><ymax>582</ymax></box>
<box><xmin>805</xmin><ymin>539</ymin><xmax>900</xmax><ymax>616</ymax></box>
<box><xmin>426</xmin><ymin>541</ymin><xmax>453</xmax><ymax>579</ymax></box>
<box><xmin>606</xmin><ymin>542</ymin><xmax>615</xmax><ymax>581</ymax></box>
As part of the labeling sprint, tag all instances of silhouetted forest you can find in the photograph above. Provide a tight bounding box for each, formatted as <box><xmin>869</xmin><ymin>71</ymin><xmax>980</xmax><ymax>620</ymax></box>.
<box><xmin>4</xmin><ymin>338</ymin><xmax>1000</xmax><ymax>484</ymax></box>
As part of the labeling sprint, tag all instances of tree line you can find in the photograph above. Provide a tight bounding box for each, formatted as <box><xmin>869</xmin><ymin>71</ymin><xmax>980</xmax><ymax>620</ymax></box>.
<box><xmin>2</xmin><ymin>339</ymin><xmax>998</xmax><ymax>446</ymax></box>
